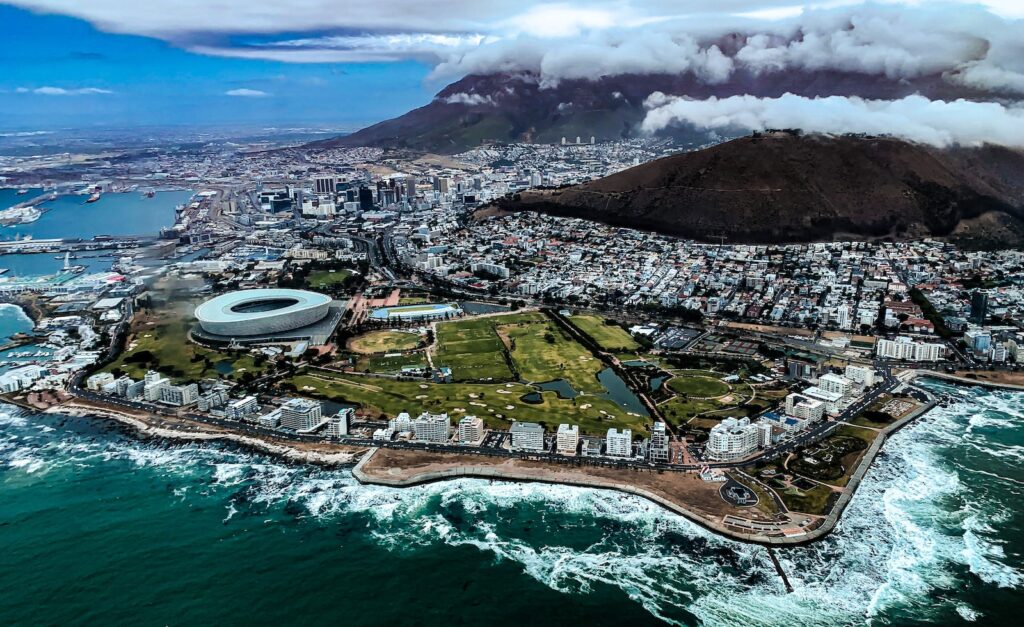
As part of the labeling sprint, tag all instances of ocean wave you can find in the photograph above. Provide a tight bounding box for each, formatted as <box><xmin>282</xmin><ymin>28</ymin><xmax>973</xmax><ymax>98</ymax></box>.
<box><xmin>2</xmin><ymin>383</ymin><xmax>1022</xmax><ymax>626</ymax></box>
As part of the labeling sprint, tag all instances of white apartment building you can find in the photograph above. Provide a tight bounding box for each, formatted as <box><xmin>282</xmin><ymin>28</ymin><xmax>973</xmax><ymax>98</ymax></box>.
<box><xmin>510</xmin><ymin>421</ymin><xmax>545</xmax><ymax>452</ymax></box>
<box><xmin>326</xmin><ymin>409</ymin><xmax>352</xmax><ymax>438</ymax></box>
<box><xmin>279</xmin><ymin>398</ymin><xmax>323</xmax><ymax>431</ymax></box>
<box><xmin>706</xmin><ymin>417</ymin><xmax>760</xmax><ymax>462</ymax></box>
<box><xmin>226</xmin><ymin>396</ymin><xmax>259</xmax><ymax>420</ymax></box>
<box><xmin>876</xmin><ymin>336</ymin><xmax>945</xmax><ymax>362</ymax></box>
<box><xmin>556</xmin><ymin>424</ymin><xmax>579</xmax><ymax>455</ymax></box>
<box><xmin>158</xmin><ymin>383</ymin><xmax>199</xmax><ymax>407</ymax></box>
<box><xmin>801</xmin><ymin>386</ymin><xmax>844</xmax><ymax>415</ymax></box>
<box><xmin>458</xmin><ymin>415</ymin><xmax>484</xmax><ymax>444</ymax></box>
<box><xmin>413</xmin><ymin>412</ymin><xmax>450</xmax><ymax>443</ymax></box>
<box><xmin>818</xmin><ymin>373</ymin><xmax>853</xmax><ymax>397</ymax></box>
<box><xmin>86</xmin><ymin>372</ymin><xmax>115</xmax><ymax>390</ymax></box>
<box><xmin>389</xmin><ymin>412</ymin><xmax>413</xmax><ymax>433</ymax></box>
<box><xmin>648</xmin><ymin>421</ymin><xmax>670</xmax><ymax>463</ymax></box>
<box><xmin>605</xmin><ymin>428</ymin><xmax>632</xmax><ymax>457</ymax></box>
<box><xmin>845</xmin><ymin>364</ymin><xmax>876</xmax><ymax>387</ymax></box>
<box><xmin>785</xmin><ymin>392</ymin><xmax>826</xmax><ymax>423</ymax></box>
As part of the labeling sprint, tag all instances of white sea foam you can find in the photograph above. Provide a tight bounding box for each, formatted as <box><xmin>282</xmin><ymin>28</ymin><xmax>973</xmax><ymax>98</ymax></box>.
<box><xmin>2</xmin><ymin>383</ymin><xmax>1022</xmax><ymax>626</ymax></box>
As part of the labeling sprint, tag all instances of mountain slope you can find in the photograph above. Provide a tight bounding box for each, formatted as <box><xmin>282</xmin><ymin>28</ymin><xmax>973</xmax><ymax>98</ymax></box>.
<box><xmin>310</xmin><ymin>71</ymin><xmax>1004</xmax><ymax>154</ymax></box>
<box><xmin>491</xmin><ymin>133</ymin><xmax>1024</xmax><ymax>248</ymax></box>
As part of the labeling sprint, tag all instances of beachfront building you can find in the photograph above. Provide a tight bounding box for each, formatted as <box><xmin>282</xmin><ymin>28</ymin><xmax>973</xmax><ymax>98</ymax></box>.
<box><xmin>817</xmin><ymin>373</ymin><xmax>854</xmax><ymax>397</ymax></box>
<box><xmin>326</xmin><ymin>409</ymin><xmax>352</xmax><ymax>438</ymax></box>
<box><xmin>158</xmin><ymin>383</ymin><xmax>200</xmax><ymax>407</ymax></box>
<box><xmin>510</xmin><ymin>421</ymin><xmax>545</xmax><ymax>452</ymax></box>
<box><xmin>458</xmin><ymin>416</ymin><xmax>484</xmax><ymax>444</ymax></box>
<box><xmin>845</xmin><ymin>364</ymin><xmax>876</xmax><ymax>387</ymax></box>
<box><xmin>876</xmin><ymin>336</ymin><xmax>945</xmax><ymax>362</ymax></box>
<box><xmin>785</xmin><ymin>393</ymin><xmax>826</xmax><ymax>423</ymax></box>
<box><xmin>86</xmin><ymin>372</ymin><xmax>115</xmax><ymax>390</ymax></box>
<box><xmin>226</xmin><ymin>396</ymin><xmax>259</xmax><ymax>420</ymax></box>
<box><xmin>389</xmin><ymin>412</ymin><xmax>413</xmax><ymax>433</ymax></box>
<box><xmin>648</xmin><ymin>421</ymin><xmax>671</xmax><ymax>463</ymax></box>
<box><xmin>605</xmin><ymin>428</ymin><xmax>632</xmax><ymax>457</ymax></box>
<box><xmin>556</xmin><ymin>424</ymin><xmax>579</xmax><ymax>455</ymax></box>
<box><xmin>279</xmin><ymin>398</ymin><xmax>324</xmax><ymax>431</ymax></box>
<box><xmin>706</xmin><ymin>418</ymin><xmax>760</xmax><ymax>462</ymax></box>
<box><xmin>413</xmin><ymin>412</ymin><xmax>450</xmax><ymax>443</ymax></box>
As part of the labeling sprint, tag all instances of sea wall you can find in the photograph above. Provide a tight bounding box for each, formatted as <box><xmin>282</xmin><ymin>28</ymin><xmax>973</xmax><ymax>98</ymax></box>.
<box><xmin>353</xmin><ymin>449</ymin><xmax>825</xmax><ymax>547</ymax></box>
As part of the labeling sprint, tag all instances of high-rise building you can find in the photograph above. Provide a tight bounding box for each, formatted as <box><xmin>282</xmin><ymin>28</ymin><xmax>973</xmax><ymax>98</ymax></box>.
<box><xmin>706</xmin><ymin>418</ymin><xmax>759</xmax><ymax>461</ymax></box>
<box><xmin>358</xmin><ymin>186</ymin><xmax>374</xmax><ymax>211</ymax></box>
<box><xmin>648</xmin><ymin>421</ymin><xmax>670</xmax><ymax>463</ymax></box>
<box><xmin>413</xmin><ymin>412</ymin><xmax>450</xmax><ymax>443</ymax></box>
<box><xmin>313</xmin><ymin>175</ymin><xmax>338</xmax><ymax>195</ymax></box>
<box><xmin>845</xmin><ymin>364</ymin><xmax>876</xmax><ymax>387</ymax></box>
<box><xmin>605</xmin><ymin>428</ymin><xmax>632</xmax><ymax>457</ymax></box>
<box><xmin>817</xmin><ymin>373</ymin><xmax>853</xmax><ymax>397</ymax></box>
<box><xmin>458</xmin><ymin>416</ymin><xmax>484</xmax><ymax>444</ymax></box>
<box><xmin>279</xmin><ymin>398</ymin><xmax>323</xmax><ymax>431</ymax></box>
<box><xmin>970</xmin><ymin>291</ymin><xmax>988</xmax><ymax>325</ymax></box>
<box><xmin>389</xmin><ymin>412</ymin><xmax>413</xmax><ymax>433</ymax></box>
<box><xmin>326</xmin><ymin>409</ymin><xmax>353</xmax><ymax>438</ymax></box>
<box><xmin>226</xmin><ymin>396</ymin><xmax>259</xmax><ymax>420</ymax></box>
<box><xmin>510</xmin><ymin>421</ymin><xmax>545</xmax><ymax>452</ymax></box>
<box><xmin>159</xmin><ymin>383</ymin><xmax>199</xmax><ymax>407</ymax></box>
<box><xmin>785</xmin><ymin>393</ymin><xmax>825</xmax><ymax>423</ymax></box>
<box><xmin>556</xmin><ymin>424</ymin><xmax>579</xmax><ymax>455</ymax></box>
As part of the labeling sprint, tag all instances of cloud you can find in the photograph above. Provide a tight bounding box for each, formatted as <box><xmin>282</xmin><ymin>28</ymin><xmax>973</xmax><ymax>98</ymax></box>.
<box><xmin>641</xmin><ymin>92</ymin><xmax>1024</xmax><ymax>148</ymax></box>
<box><xmin>7</xmin><ymin>1</ymin><xmax>1024</xmax><ymax>97</ymax></box>
<box><xmin>225</xmin><ymin>88</ymin><xmax>269</xmax><ymax>97</ymax></box>
<box><xmin>442</xmin><ymin>92</ymin><xmax>495</xmax><ymax>105</ymax></box>
<box><xmin>15</xmin><ymin>86</ymin><xmax>113</xmax><ymax>95</ymax></box>
<box><xmin>433</xmin><ymin>3</ymin><xmax>1024</xmax><ymax>94</ymax></box>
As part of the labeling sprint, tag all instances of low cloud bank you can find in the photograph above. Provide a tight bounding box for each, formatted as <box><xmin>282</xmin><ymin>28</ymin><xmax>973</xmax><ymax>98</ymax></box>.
<box><xmin>641</xmin><ymin>93</ymin><xmax>1024</xmax><ymax>148</ymax></box>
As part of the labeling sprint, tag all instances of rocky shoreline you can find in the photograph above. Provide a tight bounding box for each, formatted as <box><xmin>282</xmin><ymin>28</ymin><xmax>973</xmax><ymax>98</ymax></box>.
<box><xmin>42</xmin><ymin>401</ymin><xmax>364</xmax><ymax>467</ymax></box>
<box><xmin>14</xmin><ymin>368</ymin><xmax>1020</xmax><ymax>548</ymax></box>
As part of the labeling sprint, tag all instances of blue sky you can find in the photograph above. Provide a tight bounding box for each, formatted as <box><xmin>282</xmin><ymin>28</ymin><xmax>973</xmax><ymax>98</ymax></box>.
<box><xmin>0</xmin><ymin>5</ymin><xmax>436</xmax><ymax>130</ymax></box>
<box><xmin>2</xmin><ymin>1</ymin><xmax>1021</xmax><ymax>134</ymax></box>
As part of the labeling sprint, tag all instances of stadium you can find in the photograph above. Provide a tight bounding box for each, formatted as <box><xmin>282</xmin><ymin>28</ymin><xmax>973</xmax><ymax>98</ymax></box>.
<box><xmin>192</xmin><ymin>289</ymin><xmax>344</xmax><ymax>346</ymax></box>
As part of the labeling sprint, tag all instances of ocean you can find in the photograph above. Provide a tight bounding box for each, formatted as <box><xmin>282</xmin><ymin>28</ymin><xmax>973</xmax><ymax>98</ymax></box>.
<box><xmin>0</xmin><ymin>189</ymin><xmax>192</xmax><ymax>241</ymax></box>
<box><xmin>1</xmin><ymin>379</ymin><xmax>1021</xmax><ymax>626</ymax></box>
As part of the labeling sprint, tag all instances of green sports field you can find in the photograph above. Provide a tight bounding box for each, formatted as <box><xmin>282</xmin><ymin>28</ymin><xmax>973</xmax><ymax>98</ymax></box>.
<box><xmin>348</xmin><ymin>330</ymin><xmax>423</xmax><ymax>354</ymax></box>
<box><xmin>567</xmin><ymin>314</ymin><xmax>639</xmax><ymax>351</ymax></box>
<box><xmin>433</xmin><ymin>311</ymin><xmax>544</xmax><ymax>382</ymax></box>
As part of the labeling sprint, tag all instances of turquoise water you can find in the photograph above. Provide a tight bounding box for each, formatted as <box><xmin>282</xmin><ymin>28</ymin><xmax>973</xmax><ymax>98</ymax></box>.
<box><xmin>1</xmin><ymin>380</ymin><xmax>1021</xmax><ymax>625</ymax></box>
<box><xmin>0</xmin><ymin>190</ymin><xmax>192</xmax><ymax>240</ymax></box>
<box><xmin>0</xmin><ymin>187</ymin><xmax>46</xmax><ymax>208</ymax></box>
<box><xmin>0</xmin><ymin>303</ymin><xmax>33</xmax><ymax>343</ymax></box>
<box><xmin>0</xmin><ymin>251</ymin><xmax>118</xmax><ymax>276</ymax></box>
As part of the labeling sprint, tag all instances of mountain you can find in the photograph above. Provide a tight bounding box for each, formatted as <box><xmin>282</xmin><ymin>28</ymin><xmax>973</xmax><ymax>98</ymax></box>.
<box><xmin>310</xmin><ymin>70</ymin><xmax>1002</xmax><ymax>154</ymax></box>
<box><xmin>489</xmin><ymin>133</ymin><xmax>1024</xmax><ymax>248</ymax></box>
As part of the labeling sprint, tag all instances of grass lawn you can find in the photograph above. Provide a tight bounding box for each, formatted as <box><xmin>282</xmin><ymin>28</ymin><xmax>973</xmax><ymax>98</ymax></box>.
<box><xmin>500</xmin><ymin>317</ymin><xmax>605</xmax><ymax>394</ymax></box>
<box><xmin>359</xmin><ymin>353</ymin><xmax>428</xmax><ymax>373</ymax></box>
<box><xmin>290</xmin><ymin>370</ymin><xmax>647</xmax><ymax>434</ymax></box>
<box><xmin>666</xmin><ymin>373</ymin><xmax>730</xmax><ymax>398</ymax></box>
<box><xmin>659</xmin><ymin>396</ymin><xmax>722</xmax><ymax>427</ymax></box>
<box><xmin>568</xmin><ymin>314</ymin><xmax>639</xmax><ymax>351</ymax></box>
<box><xmin>348</xmin><ymin>330</ymin><xmax>423</xmax><ymax>354</ymax></box>
<box><xmin>434</xmin><ymin>311</ymin><xmax>543</xmax><ymax>382</ymax></box>
<box><xmin>779</xmin><ymin>483</ymin><xmax>837</xmax><ymax>516</ymax></box>
<box><xmin>398</xmin><ymin>296</ymin><xmax>431</xmax><ymax>305</ymax></box>
<box><xmin>306</xmin><ymin>269</ymin><xmax>351</xmax><ymax>290</ymax></box>
<box><xmin>103</xmin><ymin>304</ymin><xmax>266</xmax><ymax>384</ymax></box>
